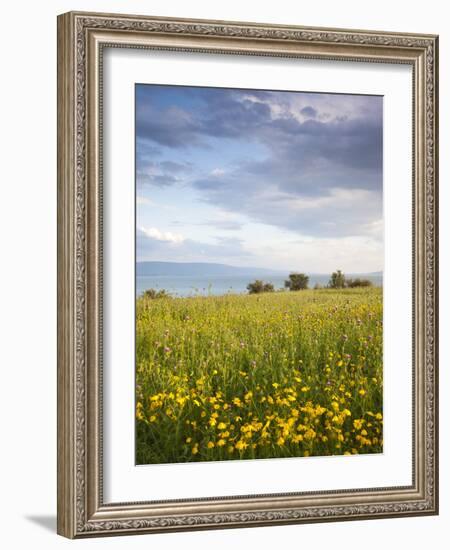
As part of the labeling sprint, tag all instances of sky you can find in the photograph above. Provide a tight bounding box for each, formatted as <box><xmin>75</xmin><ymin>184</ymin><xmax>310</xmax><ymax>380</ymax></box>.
<box><xmin>136</xmin><ymin>84</ymin><xmax>383</xmax><ymax>273</ymax></box>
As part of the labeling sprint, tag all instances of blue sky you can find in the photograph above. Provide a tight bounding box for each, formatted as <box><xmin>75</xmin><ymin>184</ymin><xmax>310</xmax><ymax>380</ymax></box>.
<box><xmin>136</xmin><ymin>84</ymin><xmax>383</xmax><ymax>273</ymax></box>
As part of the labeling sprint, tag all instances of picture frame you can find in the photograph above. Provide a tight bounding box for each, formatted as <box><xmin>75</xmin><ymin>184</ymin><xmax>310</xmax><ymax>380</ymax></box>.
<box><xmin>57</xmin><ymin>11</ymin><xmax>439</xmax><ymax>538</ymax></box>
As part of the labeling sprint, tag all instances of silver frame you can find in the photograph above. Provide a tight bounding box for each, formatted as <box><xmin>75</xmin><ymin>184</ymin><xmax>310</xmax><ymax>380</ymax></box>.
<box><xmin>57</xmin><ymin>11</ymin><xmax>439</xmax><ymax>538</ymax></box>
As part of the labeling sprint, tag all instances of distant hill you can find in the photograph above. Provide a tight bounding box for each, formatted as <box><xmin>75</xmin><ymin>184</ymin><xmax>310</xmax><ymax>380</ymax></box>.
<box><xmin>137</xmin><ymin>261</ymin><xmax>285</xmax><ymax>277</ymax></box>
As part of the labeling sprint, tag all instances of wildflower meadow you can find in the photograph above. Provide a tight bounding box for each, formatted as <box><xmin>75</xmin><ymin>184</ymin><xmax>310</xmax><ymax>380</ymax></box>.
<box><xmin>136</xmin><ymin>288</ymin><xmax>383</xmax><ymax>464</ymax></box>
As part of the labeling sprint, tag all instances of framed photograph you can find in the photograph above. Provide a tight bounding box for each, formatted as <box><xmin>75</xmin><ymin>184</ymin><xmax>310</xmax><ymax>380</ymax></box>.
<box><xmin>57</xmin><ymin>11</ymin><xmax>439</xmax><ymax>538</ymax></box>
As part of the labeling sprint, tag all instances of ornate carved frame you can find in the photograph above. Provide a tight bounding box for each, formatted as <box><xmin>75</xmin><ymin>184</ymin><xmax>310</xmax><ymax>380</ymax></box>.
<box><xmin>57</xmin><ymin>11</ymin><xmax>439</xmax><ymax>538</ymax></box>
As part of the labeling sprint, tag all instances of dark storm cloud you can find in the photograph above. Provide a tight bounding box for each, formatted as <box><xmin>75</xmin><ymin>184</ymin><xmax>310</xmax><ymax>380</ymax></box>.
<box><xmin>137</xmin><ymin>87</ymin><xmax>382</xmax><ymax>188</ymax></box>
<box><xmin>136</xmin><ymin>106</ymin><xmax>202</xmax><ymax>148</ymax></box>
<box><xmin>300</xmin><ymin>105</ymin><xmax>318</xmax><ymax>118</ymax></box>
<box><xmin>136</xmin><ymin>85</ymin><xmax>383</xmax><ymax>238</ymax></box>
<box><xmin>136</xmin><ymin>90</ymin><xmax>273</xmax><ymax>148</ymax></box>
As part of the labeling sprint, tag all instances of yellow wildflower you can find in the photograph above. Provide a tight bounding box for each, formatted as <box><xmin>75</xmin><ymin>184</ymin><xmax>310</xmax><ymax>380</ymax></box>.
<box><xmin>235</xmin><ymin>440</ymin><xmax>248</xmax><ymax>451</ymax></box>
<box><xmin>353</xmin><ymin>419</ymin><xmax>364</xmax><ymax>430</ymax></box>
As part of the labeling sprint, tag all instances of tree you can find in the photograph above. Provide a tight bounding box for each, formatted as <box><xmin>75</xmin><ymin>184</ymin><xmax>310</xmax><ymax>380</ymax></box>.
<box><xmin>284</xmin><ymin>272</ymin><xmax>309</xmax><ymax>291</ymax></box>
<box><xmin>247</xmin><ymin>280</ymin><xmax>275</xmax><ymax>294</ymax></box>
<box><xmin>328</xmin><ymin>270</ymin><xmax>346</xmax><ymax>289</ymax></box>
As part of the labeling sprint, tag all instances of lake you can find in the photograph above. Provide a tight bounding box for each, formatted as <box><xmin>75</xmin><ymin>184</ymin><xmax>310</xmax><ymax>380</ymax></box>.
<box><xmin>136</xmin><ymin>273</ymin><xmax>383</xmax><ymax>297</ymax></box>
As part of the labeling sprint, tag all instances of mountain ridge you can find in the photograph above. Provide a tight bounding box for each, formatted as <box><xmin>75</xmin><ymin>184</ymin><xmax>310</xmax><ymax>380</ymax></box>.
<box><xmin>137</xmin><ymin>261</ymin><xmax>382</xmax><ymax>278</ymax></box>
<box><xmin>136</xmin><ymin>261</ymin><xmax>284</xmax><ymax>277</ymax></box>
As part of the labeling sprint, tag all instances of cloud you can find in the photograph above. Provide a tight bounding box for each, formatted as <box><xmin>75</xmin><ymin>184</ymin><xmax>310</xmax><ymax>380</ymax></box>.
<box><xmin>300</xmin><ymin>105</ymin><xmax>318</xmax><ymax>119</ymax></box>
<box><xmin>137</xmin><ymin>228</ymin><xmax>253</xmax><ymax>263</ymax></box>
<box><xmin>138</xmin><ymin>226</ymin><xmax>184</xmax><ymax>244</ymax></box>
<box><xmin>191</xmin><ymin>169</ymin><xmax>382</xmax><ymax>238</ymax></box>
<box><xmin>136</xmin><ymin>158</ymin><xmax>193</xmax><ymax>188</ymax></box>
<box><xmin>210</xmin><ymin>168</ymin><xmax>226</xmax><ymax>177</ymax></box>
<box><xmin>136</xmin><ymin>87</ymin><xmax>274</xmax><ymax>148</ymax></box>
<box><xmin>136</xmin><ymin>105</ymin><xmax>200</xmax><ymax>148</ymax></box>
<box><xmin>246</xmin><ymin>234</ymin><xmax>383</xmax><ymax>273</ymax></box>
<box><xmin>160</xmin><ymin>160</ymin><xmax>193</xmax><ymax>173</ymax></box>
<box><xmin>136</xmin><ymin>85</ymin><xmax>383</xmax><ymax>242</ymax></box>
<box><xmin>138</xmin><ymin>172</ymin><xmax>178</xmax><ymax>186</ymax></box>
<box><xmin>137</xmin><ymin>223</ymin><xmax>383</xmax><ymax>271</ymax></box>
<box><xmin>201</xmin><ymin>219</ymin><xmax>244</xmax><ymax>231</ymax></box>
<box><xmin>136</xmin><ymin>87</ymin><xmax>382</xmax><ymax>169</ymax></box>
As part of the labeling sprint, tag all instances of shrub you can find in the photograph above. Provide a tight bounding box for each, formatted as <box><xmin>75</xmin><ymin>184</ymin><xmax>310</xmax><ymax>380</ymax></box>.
<box><xmin>284</xmin><ymin>272</ymin><xmax>309</xmax><ymax>291</ymax></box>
<box><xmin>247</xmin><ymin>280</ymin><xmax>275</xmax><ymax>294</ymax></box>
<box><xmin>346</xmin><ymin>278</ymin><xmax>373</xmax><ymax>288</ymax></box>
<box><xmin>142</xmin><ymin>288</ymin><xmax>171</xmax><ymax>299</ymax></box>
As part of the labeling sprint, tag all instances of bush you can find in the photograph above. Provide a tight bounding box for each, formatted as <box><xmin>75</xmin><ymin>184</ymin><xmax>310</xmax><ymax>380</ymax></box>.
<box><xmin>142</xmin><ymin>288</ymin><xmax>171</xmax><ymax>299</ymax></box>
<box><xmin>346</xmin><ymin>278</ymin><xmax>373</xmax><ymax>288</ymax></box>
<box><xmin>247</xmin><ymin>280</ymin><xmax>275</xmax><ymax>294</ymax></box>
<box><xmin>328</xmin><ymin>270</ymin><xmax>346</xmax><ymax>289</ymax></box>
<box><xmin>284</xmin><ymin>272</ymin><xmax>309</xmax><ymax>291</ymax></box>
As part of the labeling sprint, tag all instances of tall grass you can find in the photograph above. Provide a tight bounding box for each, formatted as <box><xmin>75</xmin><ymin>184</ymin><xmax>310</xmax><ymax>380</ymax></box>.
<box><xmin>136</xmin><ymin>288</ymin><xmax>383</xmax><ymax>464</ymax></box>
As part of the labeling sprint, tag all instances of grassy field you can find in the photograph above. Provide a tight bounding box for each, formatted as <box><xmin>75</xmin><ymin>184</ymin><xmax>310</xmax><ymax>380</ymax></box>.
<box><xmin>136</xmin><ymin>288</ymin><xmax>383</xmax><ymax>464</ymax></box>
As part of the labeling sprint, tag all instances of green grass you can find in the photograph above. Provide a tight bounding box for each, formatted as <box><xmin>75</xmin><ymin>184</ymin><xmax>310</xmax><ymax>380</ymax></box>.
<box><xmin>136</xmin><ymin>288</ymin><xmax>383</xmax><ymax>464</ymax></box>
